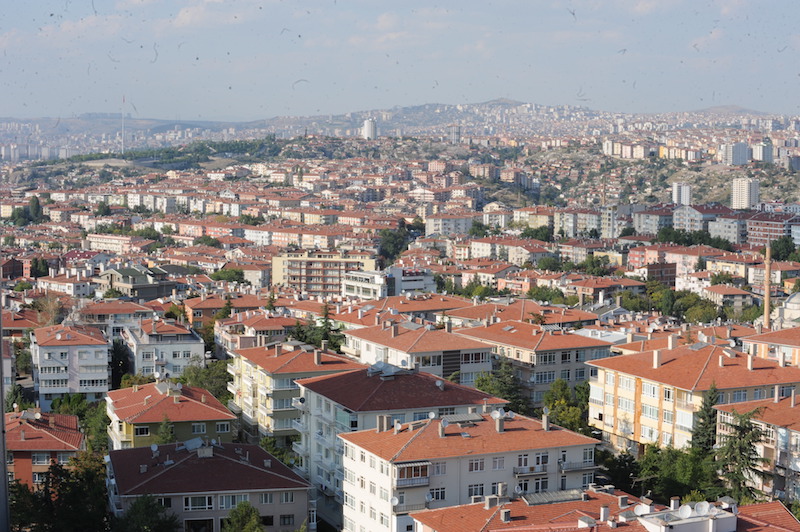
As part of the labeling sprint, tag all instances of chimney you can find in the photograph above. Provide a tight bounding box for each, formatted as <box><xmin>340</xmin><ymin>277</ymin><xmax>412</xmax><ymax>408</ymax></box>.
<box><xmin>618</xmin><ymin>495</ymin><xmax>628</xmax><ymax>508</ymax></box>
<box><xmin>201</xmin><ymin>394</ymin><xmax>207</xmax><ymax>404</ymax></box>
<box><xmin>374</xmin><ymin>313</ymin><xmax>381</xmax><ymax>326</ymax></box>
<box><xmin>626</xmin><ymin>332</ymin><xmax>634</xmax><ymax>343</ymax></box>
<box><xmin>600</xmin><ymin>506</ymin><xmax>610</xmax><ymax>522</ymax></box>
<box><xmin>13</xmin><ymin>404</ymin><xmax>18</xmax><ymax>413</ymax></box>
<box><xmin>49</xmin><ymin>416</ymin><xmax>55</xmax><ymax>428</ymax></box>
<box><xmin>668</xmin><ymin>334</ymin><xmax>677</xmax><ymax>350</ymax></box>
<box><xmin>780</xmin><ymin>356</ymin><xmax>787</xmax><ymax>368</ymax></box>
<box><xmin>445</xmin><ymin>321</ymin><xmax>452</xmax><ymax>333</ymax></box>
<box><xmin>652</xmin><ymin>349</ymin><xmax>661</xmax><ymax>369</ymax></box>
<box><xmin>174</xmin><ymin>395</ymin><xmax>180</xmax><ymax>404</ymax></box>
<box><xmin>151</xmin><ymin>320</ymin><xmax>157</xmax><ymax>335</ymax></box>
<box><xmin>133</xmin><ymin>384</ymin><xmax>139</xmax><ymax>393</ymax></box>
<box><xmin>670</xmin><ymin>497</ymin><xmax>680</xmax><ymax>510</ymax></box>
<box><xmin>20</xmin><ymin>430</ymin><xmax>25</xmax><ymax>441</ymax></box>
<box><xmin>774</xmin><ymin>384</ymin><xmax>781</xmax><ymax>403</ymax></box>
<box><xmin>495</xmin><ymin>416</ymin><xmax>504</xmax><ymax>433</ymax></box>
<box><xmin>321</xmin><ymin>340</ymin><xmax>328</xmax><ymax>352</ymax></box>
<box><xmin>793</xmin><ymin>389</ymin><xmax>797</xmax><ymax>408</ymax></box>
<box><xmin>500</xmin><ymin>509</ymin><xmax>511</xmax><ymax>523</ymax></box>
<box><xmin>275</xmin><ymin>344</ymin><xmax>282</xmax><ymax>356</ymax></box>
<box><xmin>747</xmin><ymin>354</ymin><xmax>754</xmax><ymax>371</ymax></box>
<box><xmin>542</xmin><ymin>413</ymin><xmax>550</xmax><ymax>431</ymax></box>
<box><xmin>391</xmin><ymin>323</ymin><xmax>398</xmax><ymax>337</ymax></box>
<box><xmin>314</xmin><ymin>349</ymin><xmax>321</xmax><ymax>366</ymax></box>
<box><xmin>438</xmin><ymin>422</ymin><xmax>446</xmax><ymax>438</ymax></box>
<box><xmin>357</xmin><ymin>308</ymin><xmax>364</xmax><ymax>320</ymax></box>
<box><xmin>718</xmin><ymin>355</ymin><xmax>724</xmax><ymax>368</ymax></box>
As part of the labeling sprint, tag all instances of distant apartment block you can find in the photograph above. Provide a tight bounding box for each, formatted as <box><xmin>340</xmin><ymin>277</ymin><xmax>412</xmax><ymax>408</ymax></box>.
<box><xmin>272</xmin><ymin>249</ymin><xmax>379</xmax><ymax>300</ymax></box>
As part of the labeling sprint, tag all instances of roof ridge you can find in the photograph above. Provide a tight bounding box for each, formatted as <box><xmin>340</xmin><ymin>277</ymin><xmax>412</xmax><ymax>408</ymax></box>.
<box><xmin>390</xmin><ymin>419</ymin><xmax>432</xmax><ymax>462</ymax></box>
<box><xmin>691</xmin><ymin>345</ymin><xmax>718</xmax><ymax>392</ymax></box>
<box><xmin>219</xmin><ymin>452</ymin><xmax>308</xmax><ymax>487</ymax></box>
<box><xmin>479</xmin><ymin>504</ymin><xmax>504</xmax><ymax>532</ymax></box>
<box><xmin>405</xmin><ymin>328</ymin><xmax>428</xmax><ymax>353</ymax></box>
<box><xmin>123</xmin><ymin>394</ymin><xmax>169</xmax><ymax>422</ymax></box>
<box><xmin>123</xmin><ymin>450</ymin><xmax>194</xmax><ymax>494</ymax></box>
<box><xmin>273</xmin><ymin>350</ymin><xmax>304</xmax><ymax>372</ymax></box>
<box><xmin>352</xmin><ymin>377</ymin><xmax>385</xmax><ymax>412</ymax></box>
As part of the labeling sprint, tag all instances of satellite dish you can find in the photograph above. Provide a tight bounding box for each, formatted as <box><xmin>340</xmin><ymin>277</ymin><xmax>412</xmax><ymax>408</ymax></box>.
<box><xmin>211</xmin><ymin>439</ymin><xmax>217</xmax><ymax>445</ymax></box>
<box><xmin>491</xmin><ymin>410</ymin><xmax>501</xmax><ymax>420</ymax></box>
<box><xmin>390</xmin><ymin>497</ymin><xmax>399</xmax><ymax>506</ymax></box>
<box><xmin>154</xmin><ymin>371</ymin><xmax>161</xmax><ymax>380</ymax></box>
<box><xmin>298</xmin><ymin>397</ymin><xmax>305</xmax><ymax>404</ymax></box>
<box><xmin>634</xmin><ymin>504</ymin><xmax>649</xmax><ymax>516</ymax></box>
<box><xmin>678</xmin><ymin>504</ymin><xmax>692</xmax><ymax>519</ymax></box>
<box><xmin>177</xmin><ymin>383</ymin><xmax>183</xmax><ymax>390</ymax></box>
<box><xmin>695</xmin><ymin>501</ymin><xmax>710</xmax><ymax>516</ymax></box>
<box><xmin>394</xmin><ymin>421</ymin><xmax>401</xmax><ymax>431</ymax></box>
<box><xmin>428</xmin><ymin>411</ymin><xmax>436</xmax><ymax>419</ymax></box>
<box><xmin>514</xmin><ymin>485</ymin><xmax>523</xmax><ymax>494</ymax></box>
<box><xmin>425</xmin><ymin>492</ymin><xmax>434</xmax><ymax>503</ymax></box>
<box><xmin>542</xmin><ymin>406</ymin><xmax>550</xmax><ymax>415</ymax></box>
<box><xmin>34</xmin><ymin>412</ymin><xmax>42</xmax><ymax>420</ymax></box>
<box><xmin>55</xmin><ymin>333</ymin><xmax>62</xmax><ymax>340</ymax></box>
<box><xmin>435</xmin><ymin>380</ymin><xmax>443</xmax><ymax>387</ymax></box>
<box><xmin>507</xmin><ymin>411</ymin><xmax>515</xmax><ymax>419</ymax></box>
<box><xmin>150</xmin><ymin>443</ymin><xmax>158</xmax><ymax>452</ymax></box>
<box><xmin>400</xmin><ymin>360</ymin><xmax>407</xmax><ymax>367</ymax></box>
<box><xmin>441</xmin><ymin>419</ymin><xmax>449</xmax><ymax>428</ymax></box>
<box><xmin>12</xmin><ymin>403</ymin><xmax>17</xmax><ymax>410</ymax></box>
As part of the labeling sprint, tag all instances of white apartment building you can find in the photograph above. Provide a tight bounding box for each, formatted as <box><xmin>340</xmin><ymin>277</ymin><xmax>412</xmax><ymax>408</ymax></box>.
<box><xmin>671</xmin><ymin>182</ymin><xmax>692</xmax><ymax>206</ymax></box>
<box><xmin>120</xmin><ymin>318</ymin><xmax>204</xmax><ymax>378</ymax></box>
<box><xmin>731</xmin><ymin>177</ymin><xmax>760</xmax><ymax>210</ymax></box>
<box><xmin>292</xmin><ymin>364</ymin><xmax>508</xmax><ymax>529</ymax></box>
<box><xmin>339</xmin><ymin>412</ymin><xmax>599</xmax><ymax>532</ymax></box>
<box><xmin>30</xmin><ymin>324</ymin><xmax>110</xmax><ymax>411</ymax></box>
<box><xmin>342</xmin><ymin>321</ymin><xmax>493</xmax><ymax>385</ymax></box>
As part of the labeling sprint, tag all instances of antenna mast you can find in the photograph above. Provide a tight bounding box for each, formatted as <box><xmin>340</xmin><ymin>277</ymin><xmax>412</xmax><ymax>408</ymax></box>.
<box><xmin>121</xmin><ymin>95</ymin><xmax>125</xmax><ymax>155</ymax></box>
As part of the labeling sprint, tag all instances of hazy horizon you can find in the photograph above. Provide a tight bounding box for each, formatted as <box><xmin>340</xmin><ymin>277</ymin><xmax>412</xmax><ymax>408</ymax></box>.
<box><xmin>3</xmin><ymin>1</ymin><xmax>799</xmax><ymax>122</ymax></box>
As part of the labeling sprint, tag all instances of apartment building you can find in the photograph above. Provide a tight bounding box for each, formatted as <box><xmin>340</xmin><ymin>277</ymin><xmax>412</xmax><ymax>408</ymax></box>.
<box><xmin>455</xmin><ymin>320</ymin><xmax>613</xmax><ymax>404</ymax></box>
<box><xmin>339</xmin><ymin>412</ymin><xmax>599</xmax><ymax>532</ymax></box>
<box><xmin>424</xmin><ymin>213</ymin><xmax>479</xmax><ymax>236</ymax></box>
<box><xmin>341</xmin><ymin>321</ymin><xmax>493</xmax><ymax>385</ymax></box>
<box><xmin>5</xmin><ymin>409</ymin><xmax>84</xmax><ymax>487</ymax></box>
<box><xmin>672</xmin><ymin>203</ymin><xmax>733</xmax><ymax>233</ymax></box>
<box><xmin>78</xmin><ymin>300</ymin><xmax>153</xmax><ymax>340</ymax></box>
<box><xmin>106</xmin><ymin>440</ymin><xmax>314</xmax><ymax>531</ymax></box>
<box><xmin>227</xmin><ymin>341</ymin><xmax>364</xmax><ymax>445</ymax></box>
<box><xmin>292</xmin><ymin>364</ymin><xmax>507</xmax><ymax>529</ymax></box>
<box><xmin>93</xmin><ymin>265</ymin><xmax>177</xmax><ymax>300</ymax></box>
<box><xmin>587</xmin><ymin>339</ymin><xmax>800</xmax><ymax>456</ymax></box>
<box><xmin>746</xmin><ymin>212</ymin><xmax>800</xmax><ymax>247</ymax></box>
<box><xmin>272</xmin><ymin>249</ymin><xmax>379</xmax><ymax>300</ymax></box>
<box><xmin>742</xmin><ymin>326</ymin><xmax>800</xmax><ymax>366</ymax></box>
<box><xmin>215</xmin><ymin>311</ymin><xmax>299</xmax><ymax>357</ymax></box>
<box><xmin>30</xmin><ymin>324</ymin><xmax>110</xmax><ymax>411</ymax></box>
<box><xmin>120</xmin><ymin>318</ymin><xmax>205</xmax><ymax>378</ymax></box>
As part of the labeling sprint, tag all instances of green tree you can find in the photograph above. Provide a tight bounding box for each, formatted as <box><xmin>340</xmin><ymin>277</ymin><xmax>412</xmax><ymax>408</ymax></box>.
<box><xmin>692</xmin><ymin>382</ymin><xmax>719</xmax><ymax>454</ymax></box>
<box><xmin>211</xmin><ymin>269</ymin><xmax>245</xmax><ymax>283</ymax></box>
<box><xmin>521</xmin><ymin>225</ymin><xmax>553</xmax><ymax>242</ymax></box>
<box><xmin>156</xmin><ymin>414</ymin><xmax>176</xmax><ymax>444</ymax></box>
<box><xmin>771</xmin><ymin>235</ymin><xmax>797</xmax><ymax>262</ymax></box>
<box><xmin>114</xmin><ymin>494</ymin><xmax>180</xmax><ymax>532</ymax></box>
<box><xmin>619</xmin><ymin>226</ymin><xmax>636</xmax><ymax>237</ymax></box>
<box><xmin>103</xmin><ymin>287</ymin><xmax>123</xmax><ymax>299</ymax></box>
<box><xmin>5</xmin><ymin>384</ymin><xmax>33</xmax><ymax>412</ymax></box>
<box><xmin>13</xmin><ymin>280</ymin><xmax>33</xmax><ymax>291</ymax></box>
<box><xmin>536</xmin><ymin>256</ymin><xmax>561</xmax><ymax>271</ymax></box>
<box><xmin>378</xmin><ymin>226</ymin><xmax>409</xmax><ymax>262</ymax></box>
<box><xmin>120</xmin><ymin>373</ymin><xmax>156</xmax><ymax>388</ymax></box>
<box><xmin>475</xmin><ymin>358</ymin><xmax>531</xmax><ymax>415</ymax></box>
<box><xmin>468</xmin><ymin>220</ymin><xmax>489</xmax><ymax>237</ymax></box>
<box><xmin>193</xmin><ymin>235</ymin><xmax>222</xmax><ymax>247</ymax></box>
<box><xmin>222</xmin><ymin>501</ymin><xmax>264</xmax><ymax>532</ymax></box>
<box><xmin>716</xmin><ymin>408</ymin><xmax>770</xmax><ymax>502</ymax></box>
<box><xmin>600</xmin><ymin>450</ymin><xmax>638</xmax><ymax>494</ymax></box>
<box><xmin>215</xmin><ymin>297</ymin><xmax>233</xmax><ymax>320</ymax></box>
<box><xmin>710</xmin><ymin>272</ymin><xmax>734</xmax><ymax>285</ymax></box>
<box><xmin>111</xmin><ymin>339</ymin><xmax>131</xmax><ymax>389</ymax></box>
<box><xmin>94</xmin><ymin>202</ymin><xmax>112</xmax><ymax>216</ymax></box>
<box><xmin>179</xmin><ymin>358</ymin><xmax>232</xmax><ymax>405</ymax></box>
<box><xmin>50</xmin><ymin>393</ymin><xmax>89</xmax><ymax>418</ymax></box>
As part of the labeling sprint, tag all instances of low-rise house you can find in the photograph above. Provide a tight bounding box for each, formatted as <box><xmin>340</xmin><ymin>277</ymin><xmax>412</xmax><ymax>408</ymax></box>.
<box><xmin>106</xmin><ymin>380</ymin><xmax>236</xmax><ymax>450</ymax></box>
<box><xmin>703</xmin><ymin>285</ymin><xmax>754</xmax><ymax>311</ymax></box>
<box><xmin>5</xmin><ymin>408</ymin><xmax>84</xmax><ymax>487</ymax></box>
<box><xmin>106</xmin><ymin>440</ymin><xmax>314</xmax><ymax>531</ymax></box>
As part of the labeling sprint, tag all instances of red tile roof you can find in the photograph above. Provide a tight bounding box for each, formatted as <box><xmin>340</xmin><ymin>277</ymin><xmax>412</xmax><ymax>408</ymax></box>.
<box><xmin>455</xmin><ymin>320</ymin><xmax>612</xmax><ymax>351</ymax></box>
<box><xmin>33</xmin><ymin>324</ymin><xmax>108</xmax><ymax>346</ymax></box>
<box><xmin>236</xmin><ymin>344</ymin><xmax>365</xmax><ymax>375</ymax></box>
<box><xmin>736</xmin><ymin>501</ymin><xmax>800</xmax><ymax>531</ymax></box>
<box><xmin>109</xmin><ymin>442</ymin><xmax>309</xmax><ymax>496</ymax></box>
<box><xmin>106</xmin><ymin>382</ymin><xmax>235</xmax><ymax>424</ymax></box>
<box><xmin>345</xmin><ymin>323</ymin><xmax>491</xmax><ymax>353</ymax></box>
<box><xmin>296</xmin><ymin>370</ymin><xmax>507</xmax><ymax>412</ymax></box>
<box><xmin>5</xmin><ymin>410</ymin><xmax>84</xmax><ymax>451</ymax></box>
<box><xmin>340</xmin><ymin>413</ymin><xmax>598</xmax><ymax>462</ymax></box>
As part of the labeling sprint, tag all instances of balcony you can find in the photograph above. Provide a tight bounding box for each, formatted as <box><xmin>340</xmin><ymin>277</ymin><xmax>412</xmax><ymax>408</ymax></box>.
<box><xmin>560</xmin><ymin>461</ymin><xmax>598</xmax><ymax>472</ymax></box>
<box><xmin>314</xmin><ymin>430</ymin><xmax>329</xmax><ymax>444</ymax></box>
<box><xmin>227</xmin><ymin>364</ymin><xmax>240</xmax><ymax>377</ymax></box>
<box><xmin>394</xmin><ymin>502</ymin><xmax>427</xmax><ymax>514</ymax></box>
<box><xmin>394</xmin><ymin>476</ymin><xmax>430</xmax><ymax>488</ymax></box>
<box><xmin>513</xmin><ymin>464</ymin><xmax>548</xmax><ymax>476</ymax></box>
<box><xmin>292</xmin><ymin>397</ymin><xmax>307</xmax><ymax>410</ymax></box>
<box><xmin>292</xmin><ymin>419</ymin><xmax>307</xmax><ymax>432</ymax></box>
<box><xmin>227</xmin><ymin>400</ymin><xmax>242</xmax><ymax>414</ymax></box>
<box><xmin>227</xmin><ymin>382</ymin><xmax>238</xmax><ymax>396</ymax></box>
<box><xmin>676</xmin><ymin>400</ymin><xmax>695</xmax><ymax>411</ymax></box>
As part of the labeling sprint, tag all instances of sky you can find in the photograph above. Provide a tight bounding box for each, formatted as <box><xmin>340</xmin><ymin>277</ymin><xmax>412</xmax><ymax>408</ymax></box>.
<box><xmin>1</xmin><ymin>0</ymin><xmax>799</xmax><ymax>122</ymax></box>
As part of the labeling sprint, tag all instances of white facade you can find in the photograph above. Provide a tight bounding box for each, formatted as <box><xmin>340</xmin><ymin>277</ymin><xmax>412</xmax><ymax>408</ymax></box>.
<box><xmin>671</xmin><ymin>182</ymin><xmax>692</xmax><ymax>206</ymax></box>
<box><xmin>362</xmin><ymin>119</ymin><xmax>377</xmax><ymax>140</ymax></box>
<box><xmin>732</xmin><ymin>177</ymin><xmax>760</xmax><ymax>210</ymax></box>
<box><xmin>120</xmin><ymin>319</ymin><xmax>204</xmax><ymax>378</ymax></box>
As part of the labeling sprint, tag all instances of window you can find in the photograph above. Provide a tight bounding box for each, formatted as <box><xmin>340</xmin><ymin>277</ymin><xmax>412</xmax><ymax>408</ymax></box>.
<box><xmin>432</xmin><ymin>461</ymin><xmax>446</xmax><ymax>476</ymax></box>
<box><xmin>642</xmin><ymin>382</ymin><xmax>657</xmax><ymax>398</ymax></box>
<box><xmin>379</xmin><ymin>513</ymin><xmax>389</xmax><ymax>527</ymax></box>
<box><xmin>560</xmin><ymin>369</ymin><xmax>570</xmax><ymax>381</ymax></box>
<box><xmin>583</xmin><ymin>448</ymin><xmax>594</xmax><ymax>463</ymax></box>
<box><xmin>438</xmin><ymin>407</ymin><xmax>455</xmax><ymax>416</ymax></box>
<box><xmin>732</xmin><ymin>390</ymin><xmax>747</xmax><ymax>403</ymax></box>
<box><xmin>184</xmin><ymin>496</ymin><xmax>213</xmax><ymax>511</ymax></box>
<box><xmin>518</xmin><ymin>454</ymin><xmax>528</xmax><ymax>467</ymax></box>
<box><xmin>32</xmin><ymin>452</ymin><xmax>50</xmax><ymax>465</ymax></box>
<box><xmin>619</xmin><ymin>376</ymin><xmax>634</xmax><ymax>391</ymax></box>
<box><xmin>663</xmin><ymin>410</ymin><xmax>674</xmax><ymax>424</ymax></box>
<box><xmin>216</xmin><ymin>422</ymin><xmax>230</xmax><ymax>433</ymax></box>
<box><xmin>219</xmin><ymin>494</ymin><xmax>248</xmax><ymax>509</ymax></box>
<box><xmin>575</xmin><ymin>368</ymin><xmax>586</xmax><ymax>380</ymax></box>
<box><xmin>781</xmin><ymin>386</ymin><xmax>795</xmax><ymax>398</ymax></box>
<box><xmin>260</xmin><ymin>493</ymin><xmax>273</xmax><ymax>504</ymax></box>
<box><xmin>561</xmin><ymin>351</ymin><xmax>572</xmax><ymax>363</ymax></box>
<box><xmin>468</xmin><ymin>484</ymin><xmax>484</xmax><ymax>497</ymax></box>
<box><xmin>134</xmin><ymin>426</ymin><xmax>150</xmax><ymax>437</ymax></box>
<box><xmin>468</xmin><ymin>458</ymin><xmax>484</xmax><ymax>472</ymax></box>
<box><xmin>281</xmin><ymin>492</ymin><xmax>294</xmax><ymax>504</ymax></box>
<box><xmin>605</xmin><ymin>393</ymin><xmax>614</xmax><ymax>406</ymax></box>
<box><xmin>33</xmin><ymin>472</ymin><xmax>47</xmax><ymax>484</ymax></box>
<box><xmin>617</xmin><ymin>397</ymin><xmax>634</xmax><ymax>413</ymax></box>
<box><xmin>533</xmin><ymin>477</ymin><xmax>548</xmax><ymax>493</ymax></box>
<box><xmin>261</xmin><ymin>516</ymin><xmax>274</xmax><ymax>526</ymax></box>
<box><xmin>535</xmin><ymin>371</ymin><xmax>556</xmax><ymax>384</ymax></box>
<box><xmin>663</xmin><ymin>432</ymin><xmax>673</xmax><ymax>446</ymax></box>
<box><xmin>57</xmin><ymin>452</ymin><xmax>74</xmax><ymax>464</ymax></box>
<box><xmin>538</xmin><ymin>353</ymin><xmax>556</xmax><ymax>365</ymax></box>
<box><xmin>429</xmin><ymin>488</ymin><xmax>446</xmax><ymax>500</ymax></box>
<box><xmin>344</xmin><ymin>493</ymin><xmax>355</xmax><ymax>509</ymax></box>
<box><xmin>369</xmin><ymin>481</ymin><xmax>376</xmax><ymax>495</ymax></box>
<box><xmin>640</xmin><ymin>425</ymin><xmax>658</xmax><ymax>442</ymax></box>
<box><xmin>279</xmin><ymin>515</ymin><xmax>295</xmax><ymax>526</ymax></box>
<box><xmin>379</xmin><ymin>487</ymin><xmax>389</xmax><ymax>501</ymax></box>
<box><xmin>492</xmin><ymin>456</ymin><xmax>505</xmax><ymax>470</ymax></box>
<box><xmin>6</xmin><ymin>452</ymin><xmax>13</xmax><ymax>465</ymax></box>
<box><xmin>582</xmin><ymin>472</ymin><xmax>594</xmax><ymax>489</ymax></box>
<box><xmin>605</xmin><ymin>373</ymin><xmax>615</xmax><ymax>386</ymax></box>
<box><xmin>664</xmin><ymin>388</ymin><xmax>673</xmax><ymax>402</ymax></box>
<box><xmin>754</xmin><ymin>388</ymin><xmax>766</xmax><ymax>400</ymax></box>
<box><xmin>642</xmin><ymin>404</ymin><xmax>659</xmax><ymax>420</ymax></box>
<box><xmin>192</xmin><ymin>423</ymin><xmax>206</xmax><ymax>434</ymax></box>
<box><xmin>157</xmin><ymin>497</ymin><xmax>172</xmax><ymax>508</ymax></box>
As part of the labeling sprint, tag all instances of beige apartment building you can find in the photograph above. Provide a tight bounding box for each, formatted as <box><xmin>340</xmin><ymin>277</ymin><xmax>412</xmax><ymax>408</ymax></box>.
<box><xmin>271</xmin><ymin>249</ymin><xmax>379</xmax><ymax>300</ymax></box>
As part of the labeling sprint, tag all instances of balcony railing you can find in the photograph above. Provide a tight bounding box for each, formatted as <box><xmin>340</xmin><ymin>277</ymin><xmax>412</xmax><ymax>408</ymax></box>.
<box><xmin>676</xmin><ymin>400</ymin><xmax>695</xmax><ymax>411</ymax></box>
<box><xmin>560</xmin><ymin>461</ymin><xmax>598</xmax><ymax>472</ymax></box>
<box><xmin>394</xmin><ymin>503</ymin><xmax>427</xmax><ymax>514</ymax></box>
<box><xmin>513</xmin><ymin>464</ymin><xmax>548</xmax><ymax>476</ymax></box>
<box><xmin>292</xmin><ymin>419</ymin><xmax>307</xmax><ymax>432</ymax></box>
<box><xmin>394</xmin><ymin>476</ymin><xmax>430</xmax><ymax>488</ymax></box>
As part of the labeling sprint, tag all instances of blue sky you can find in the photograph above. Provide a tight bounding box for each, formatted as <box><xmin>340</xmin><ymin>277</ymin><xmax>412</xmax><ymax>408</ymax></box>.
<box><xmin>1</xmin><ymin>0</ymin><xmax>798</xmax><ymax>121</ymax></box>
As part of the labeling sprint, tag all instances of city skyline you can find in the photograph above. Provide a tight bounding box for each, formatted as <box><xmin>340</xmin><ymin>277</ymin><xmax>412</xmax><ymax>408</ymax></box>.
<box><xmin>2</xmin><ymin>0</ymin><xmax>800</xmax><ymax>122</ymax></box>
